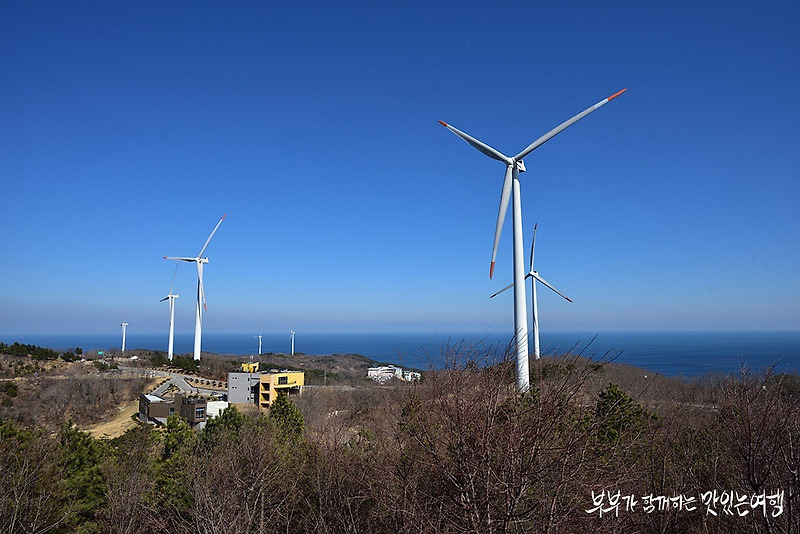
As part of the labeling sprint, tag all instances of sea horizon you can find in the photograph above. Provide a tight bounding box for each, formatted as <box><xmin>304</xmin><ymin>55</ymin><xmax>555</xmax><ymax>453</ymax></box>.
<box><xmin>2</xmin><ymin>330</ymin><xmax>799</xmax><ymax>379</ymax></box>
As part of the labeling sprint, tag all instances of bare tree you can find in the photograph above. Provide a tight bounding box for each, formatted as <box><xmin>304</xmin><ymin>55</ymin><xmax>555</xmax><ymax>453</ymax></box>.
<box><xmin>0</xmin><ymin>422</ymin><xmax>71</xmax><ymax>533</ymax></box>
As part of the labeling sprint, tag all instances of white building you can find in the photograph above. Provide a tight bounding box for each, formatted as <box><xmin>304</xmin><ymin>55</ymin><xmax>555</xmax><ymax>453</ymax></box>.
<box><xmin>403</xmin><ymin>370</ymin><xmax>421</xmax><ymax>382</ymax></box>
<box><xmin>206</xmin><ymin>400</ymin><xmax>229</xmax><ymax>419</ymax></box>
<box><xmin>367</xmin><ymin>365</ymin><xmax>420</xmax><ymax>383</ymax></box>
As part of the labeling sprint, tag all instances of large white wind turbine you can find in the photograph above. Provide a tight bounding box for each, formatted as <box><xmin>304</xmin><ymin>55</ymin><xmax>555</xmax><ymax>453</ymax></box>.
<box><xmin>160</xmin><ymin>265</ymin><xmax>179</xmax><ymax>361</ymax></box>
<box><xmin>255</xmin><ymin>330</ymin><xmax>263</xmax><ymax>356</ymax></box>
<box><xmin>290</xmin><ymin>330</ymin><xmax>296</xmax><ymax>356</ymax></box>
<box><xmin>491</xmin><ymin>223</ymin><xmax>572</xmax><ymax>360</ymax></box>
<box><xmin>120</xmin><ymin>321</ymin><xmax>128</xmax><ymax>356</ymax></box>
<box><xmin>164</xmin><ymin>214</ymin><xmax>226</xmax><ymax>361</ymax></box>
<box><xmin>440</xmin><ymin>89</ymin><xmax>626</xmax><ymax>392</ymax></box>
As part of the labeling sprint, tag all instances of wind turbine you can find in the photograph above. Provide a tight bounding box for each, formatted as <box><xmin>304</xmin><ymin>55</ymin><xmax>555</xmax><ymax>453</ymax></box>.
<box><xmin>120</xmin><ymin>321</ymin><xmax>128</xmax><ymax>356</ymax></box>
<box><xmin>290</xmin><ymin>330</ymin><xmax>296</xmax><ymax>356</ymax></box>
<box><xmin>255</xmin><ymin>330</ymin><xmax>263</xmax><ymax>356</ymax></box>
<box><xmin>440</xmin><ymin>88</ymin><xmax>626</xmax><ymax>392</ymax></box>
<box><xmin>160</xmin><ymin>264</ymin><xmax>179</xmax><ymax>361</ymax></box>
<box><xmin>491</xmin><ymin>223</ymin><xmax>572</xmax><ymax>360</ymax></box>
<box><xmin>164</xmin><ymin>214</ymin><xmax>226</xmax><ymax>361</ymax></box>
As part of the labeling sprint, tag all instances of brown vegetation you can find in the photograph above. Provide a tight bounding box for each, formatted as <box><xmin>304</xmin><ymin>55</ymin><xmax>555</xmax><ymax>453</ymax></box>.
<box><xmin>0</xmin><ymin>353</ymin><xmax>151</xmax><ymax>430</ymax></box>
<box><xmin>2</xmin><ymin>343</ymin><xmax>800</xmax><ymax>533</ymax></box>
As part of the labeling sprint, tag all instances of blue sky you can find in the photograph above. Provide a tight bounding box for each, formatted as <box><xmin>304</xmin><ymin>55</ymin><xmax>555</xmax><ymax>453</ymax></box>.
<box><xmin>1</xmin><ymin>1</ymin><xmax>798</xmax><ymax>336</ymax></box>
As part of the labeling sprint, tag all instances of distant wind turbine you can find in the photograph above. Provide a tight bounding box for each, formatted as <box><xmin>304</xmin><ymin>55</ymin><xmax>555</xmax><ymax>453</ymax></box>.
<box><xmin>439</xmin><ymin>88</ymin><xmax>626</xmax><ymax>392</ymax></box>
<box><xmin>491</xmin><ymin>223</ymin><xmax>572</xmax><ymax>360</ymax></box>
<box><xmin>164</xmin><ymin>214</ymin><xmax>226</xmax><ymax>361</ymax></box>
<box><xmin>290</xmin><ymin>330</ymin><xmax>296</xmax><ymax>356</ymax></box>
<box><xmin>255</xmin><ymin>330</ymin><xmax>263</xmax><ymax>356</ymax></box>
<box><xmin>120</xmin><ymin>321</ymin><xmax>128</xmax><ymax>356</ymax></box>
<box><xmin>160</xmin><ymin>264</ymin><xmax>179</xmax><ymax>361</ymax></box>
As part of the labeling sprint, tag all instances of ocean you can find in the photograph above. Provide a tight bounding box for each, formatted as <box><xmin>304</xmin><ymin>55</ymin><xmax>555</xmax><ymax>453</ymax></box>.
<box><xmin>2</xmin><ymin>331</ymin><xmax>799</xmax><ymax>378</ymax></box>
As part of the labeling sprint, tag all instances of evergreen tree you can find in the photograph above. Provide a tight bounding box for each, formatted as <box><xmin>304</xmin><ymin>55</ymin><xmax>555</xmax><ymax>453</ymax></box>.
<box><xmin>595</xmin><ymin>382</ymin><xmax>647</xmax><ymax>443</ymax></box>
<box><xmin>201</xmin><ymin>404</ymin><xmax>246</xmax><ymax>448</ymax></box>
<box><xmin>269</xmin><ymin>390</ymin><xmax>304</xmax><ymax>437</ymax></box>
<box><xmin>57</xmin><ymin>423</ymin><xmax>108</xmax><ymax>531</ymax></box>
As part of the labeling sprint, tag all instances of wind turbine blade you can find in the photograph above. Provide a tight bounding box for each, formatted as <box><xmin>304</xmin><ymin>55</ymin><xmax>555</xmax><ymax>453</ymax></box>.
<box><xmin>491</xmin><ymin>270</ymin><xmax>536</xmax><ymax>298</ymax></box>
<box><xmin>164</xmin><ymin>256</ymin><xmax>196</xmax><ymax>262</ymax></box>
<box><xmin>169</xmin><ymin>263</ymin><xmax>179</xmax><ymax>294</ymax></box>
<box><xmin>489</xmin><ymin>282</ymin><xmax>514</xmax><ymax>299</ymax></box>
<box><xmin>490</xmin><ymin>165</ymin><xmax>513</xmax><ymax>278</ymax></box>
<box><xmin>197</xmin><ymin>214</ymin><xmax>226</xmax><ymax>258</ymax></box>
<box><xmin>198</xmin><ymin>264</ymin><xmax>208</xmax><ymax>311</ymax></box>
<box><xmin>531</xmin><ymin>272</ymin><xmax>572</xmax><ymax>302</ymax></box>
<box><xmin>438</xmin><ymin>121</ymin><xmax>509</xmax><ymax>163</ymax></box>
<box><xmin>514</xmin><ymin>89</ymin><xmax>627</xmax><ymax>161</ymax></box>
<box><xmin>160</xmin><ymin>296</ymin><xmax>169</xmax><ymax>302</ymax></box>
<box><xmin>529</xmin><ymin>223</ymin><xmax>538</xmax><ymax>272</ymax></box>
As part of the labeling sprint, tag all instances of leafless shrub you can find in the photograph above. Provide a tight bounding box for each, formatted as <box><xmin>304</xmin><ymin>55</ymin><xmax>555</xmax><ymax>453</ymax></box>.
<box><xmin>1</xmin><ymin>375</ymin><xmax>149</xmax><ymax>430</ymax></box>
<box><xmin>185</xmin><ymin>422</ymin><xmax>306</xmax><ymax>534</ymax></box>
<box><xmin>101</xmin><ymin>426</ymin><xmax>159</xmax><ymax>534</ymax></box>
<box><xmin>0</xmin><ymin>423</ymin><xmax>71</xmax><ymax>533</ymax></box>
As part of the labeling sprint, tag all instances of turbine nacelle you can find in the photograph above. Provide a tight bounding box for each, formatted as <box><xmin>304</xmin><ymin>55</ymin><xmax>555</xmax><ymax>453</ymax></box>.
<box><xmin>163</xmin><ymin>256</ymin><xmax>209</xmax><ymax>264</ymax></box>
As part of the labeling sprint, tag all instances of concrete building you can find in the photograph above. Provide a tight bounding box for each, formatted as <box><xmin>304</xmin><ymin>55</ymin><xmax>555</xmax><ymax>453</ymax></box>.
<box><xmin>227</xmin><ymin>372</ymin><xmax>260</xmax><ymax>404</ymax></box>
<box><xmin>258</xmin><ymin>371</ymin><xmax>304</xmax><ymax>410</ymax></box>
<box><xmin>206</xmin><ymin>400</ymin><xmax>229</xmax><ymax>419</ymax></box>
<box><xmin>138</xmin><ymin>392</ymin><xmax>210</xmax><ymax>427</ymax></box>
<box><xmin>403</xmin><ymin>370</ymin><xmax>422</xmax><ymax>382</ymax></box>
<box><xmin>367</xmin><ymin>365</ymin><xmax>420</xmax><ymax>383</ymax></box>
<box><xmin>367</xmin><ymin>365</ymin><xmax>402</xmax><ymax>383</ymax></box>
<box><xmin>228</xmin><ymin>370</ymin><xmax>304</xmax><ymax>410</ymax></box>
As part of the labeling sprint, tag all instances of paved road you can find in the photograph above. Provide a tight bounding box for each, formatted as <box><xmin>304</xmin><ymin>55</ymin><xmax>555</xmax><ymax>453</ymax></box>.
<box><xmin>118</xmin><ymin>366</ymin><xmax>225</xmax><ymax>397</ymax></box>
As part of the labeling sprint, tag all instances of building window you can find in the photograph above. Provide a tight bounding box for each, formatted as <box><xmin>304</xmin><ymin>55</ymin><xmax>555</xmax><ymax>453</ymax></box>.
<box><xmin>278</xmin><ymin>376</ymin><xmax>288</xmax><ymax>385</ymax></box>
<box><xmin>195</xmin><ymin>407</ymin><xmax>205</xmax><ymax>419</ymax></box>
<box><xmin>169</xmin><ymin>408</ymin><xmax>175</xmax><ymax>416</ymax></box>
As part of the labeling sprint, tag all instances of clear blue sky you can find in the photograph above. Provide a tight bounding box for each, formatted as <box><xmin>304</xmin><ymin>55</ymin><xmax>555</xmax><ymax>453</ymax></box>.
<box><xmin>2</xmin><ymin>1</ymin><xmax>798</xmax><ymax>336</ymax></box>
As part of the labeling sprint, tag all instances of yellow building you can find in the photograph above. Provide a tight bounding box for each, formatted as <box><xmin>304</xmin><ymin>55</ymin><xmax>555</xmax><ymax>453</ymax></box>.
<box><xmin>241</xmin><ymin>361</ymin><xmax>259</xmax><ymax>373</ymax></box>
<box><xmin>259</xmin><ymin>371</ymin><xmax>304</xmax><ymax>409</ymax></box>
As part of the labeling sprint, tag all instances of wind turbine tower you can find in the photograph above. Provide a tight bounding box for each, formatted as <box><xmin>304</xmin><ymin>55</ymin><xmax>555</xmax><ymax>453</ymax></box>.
<box><xmin>440</xmin><ymin>89</ymin><xmax>626</xmax><ymax>392</ymax></box>
<box><xmin>164</xmin><ymin>214</ymin><xmax>226</xmax><ymax>361</ymax></box>
<box><xmin>160</xmin><ymin>265</ymin><xmax>180</xmax><ymax>361</ymax></box>
<box><xmin>120</xmin><ymin>321</ymin><xmax>128</xmax><ymax>356</ymax></box>
<box><xmin>160</xmin><ymin>294</ymin><xmax>179</xmax><ymax>361</ymax></box>
<box><xmin>255</xmin><ymin>331</ymin><xmax>263</xmax><ymax>356</ymax></box>
<box><xmin>491</xmin><ymin>224</ymin><xmax>572</xmax><ymax>359</ymax></box>
<box><xmin>290</xmin><ymin>330</ymin><xmax>296</xmax><ymax>356</ymax></box>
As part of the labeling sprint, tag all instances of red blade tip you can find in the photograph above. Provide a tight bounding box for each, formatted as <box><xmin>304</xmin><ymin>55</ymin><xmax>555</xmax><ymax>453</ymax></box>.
<box><xmin>489</xmin><ymin>261</ymin><xmax>495</xmax><ymax>279</ymax></box>
<box><xmin>221</xmin><ymin>213</ymin><xmax>227</xmax><ymax>220</ymax></box>
<box><xmin>607</xmin><ymin>88</ymin><xmax>628</xmax><ymax>101</ymax></box>
<box><xmin>438</xmin><ymin>120</ymin><xmax>448</xmax><ymax>127</ymax></box>
<box><xmin>163</xmin><ymin>256</ymin><xmax>168</xmax><ymax>259</ymax></box>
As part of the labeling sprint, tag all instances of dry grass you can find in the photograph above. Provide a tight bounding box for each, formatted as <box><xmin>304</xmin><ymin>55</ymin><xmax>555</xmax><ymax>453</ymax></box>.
<box><xmin>84</xmin><ymin>401</ymin><xmax>139</xmax><ymax>439</ymax></box>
